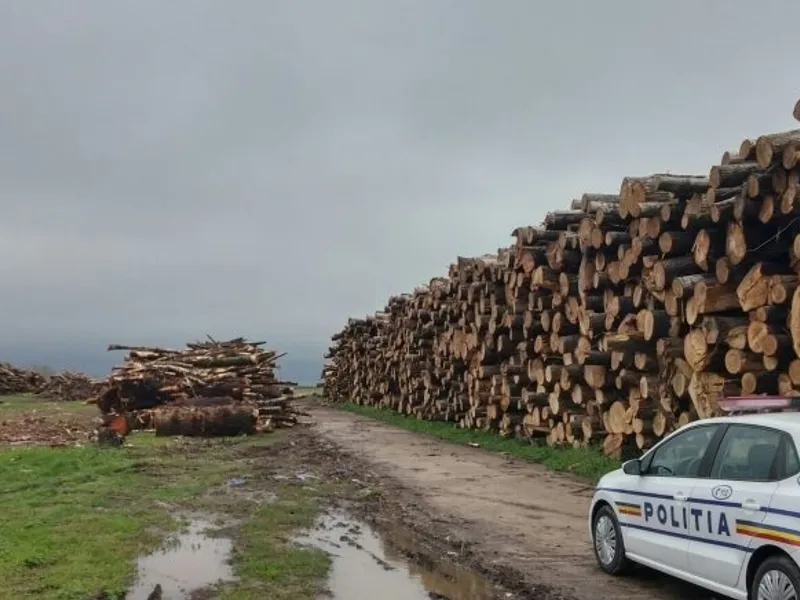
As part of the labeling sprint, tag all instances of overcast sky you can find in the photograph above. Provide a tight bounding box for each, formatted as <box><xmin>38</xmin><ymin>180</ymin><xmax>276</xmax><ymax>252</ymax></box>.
<box><xmin>0</xmin><ymin>1</ymin><xmax>798</xmax><ymax>379</ymax></box>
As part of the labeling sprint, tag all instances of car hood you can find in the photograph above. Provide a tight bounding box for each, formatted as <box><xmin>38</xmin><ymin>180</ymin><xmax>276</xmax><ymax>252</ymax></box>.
<box><xmin>595</xmin><ymin>468</ymin><xmax>625</xmax><ymax>490</ymax></box>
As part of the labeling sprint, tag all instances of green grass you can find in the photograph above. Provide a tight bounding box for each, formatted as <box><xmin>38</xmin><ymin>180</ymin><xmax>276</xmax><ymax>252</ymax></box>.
<box><xmin>340</xmin><ymin>403</ymin><xmax>621</xmax><ymax>481</ymax></box>
<box><xmin>0</xmin><ymin>430</ymin><xmax>339</xmax><ymax>600</ymax></box>
<box><xmin>291</xmin><ymin>386</ymin><xmax>320</xmax><ymax>396</ymax></box>
<box><xmin>0</xmin><ymin>394</ymin><xmax>96</xmax><ymax>417</ymax></box>
<box><xmin>220</xmin><ymin>485</ymin><xmax>332</xmax><ymax>600</ymax></box>
<box><xmin>0</xmin><ymin>443</ymin><xmax>171</xmax><ymax>599</ymax></box>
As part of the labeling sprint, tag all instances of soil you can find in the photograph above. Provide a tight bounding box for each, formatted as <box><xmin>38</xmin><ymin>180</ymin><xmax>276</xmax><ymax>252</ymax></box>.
<box><xmin>263</xmin><ymin>421</ymin><xmax>524</xmax><ymax>599</ymax></box>
<box><xmin>303</xmin><ymin>404</ymin><xmax>719</xmax><ymax>600</ymax></box>
<box><xmin>0</xmin><ymin>412</ymin><xmax>90</xmax><ymax>446</ymax></box>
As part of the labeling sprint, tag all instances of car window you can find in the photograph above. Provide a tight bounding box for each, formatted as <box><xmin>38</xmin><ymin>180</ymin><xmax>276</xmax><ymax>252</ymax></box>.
<box><xmin>784</xmin><ymin>436</ymin><xmax>800</xmax><ymax>478</ymax></box>
<box><xmin>710</xmin><ymin>425</ymin><xmax>781</xmax><ymax>481</ymax></box>
<box><xmin>645</xmin><ymin>425</ymin><xmax>718</xmax><ymax>477</ymax></box>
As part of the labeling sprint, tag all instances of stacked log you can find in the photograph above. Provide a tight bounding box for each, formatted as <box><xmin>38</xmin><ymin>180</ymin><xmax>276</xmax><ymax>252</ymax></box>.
<box><xmin>325</xmin><ymin>194</ymin><xmax>709</xmax><ymax>457</ymax></box>
<box><xmin>94</xmin><ymin>337</ymin><xmax>300</xmax><ymax>436</ymax></box>
<box><xmin>683</xmin><ymin>129</ymin><xmax>800</xmax><ymax>412</ymax></box>
<box><xmin>324</xmin><ymin>112</ymin><xmax>800</xmax><ymax>458</ymax></box>
<box><xmin>513</xmin><ymin>183</ymin><xmax>719</xmax><ymax>453</ymax></box>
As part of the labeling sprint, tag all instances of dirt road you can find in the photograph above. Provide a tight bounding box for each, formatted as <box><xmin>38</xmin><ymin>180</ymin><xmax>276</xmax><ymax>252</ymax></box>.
<box><xmin>309</xmin><ymin>405</ymin><xmax>717</xmax><ymax>600</ymax></box>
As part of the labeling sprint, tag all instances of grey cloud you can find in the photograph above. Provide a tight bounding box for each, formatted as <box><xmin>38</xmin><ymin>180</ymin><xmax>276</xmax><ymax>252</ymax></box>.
<box><xmin>0</xmin><ymin>0</ymin><xmax>799</xmax><ymax>379</ymax></box>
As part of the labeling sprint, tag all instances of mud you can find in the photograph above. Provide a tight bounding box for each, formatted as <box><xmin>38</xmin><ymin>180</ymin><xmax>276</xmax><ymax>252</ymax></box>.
<box><xmin>302</xmin><ymin>405</ymin><xmax>719</xmax><ymax>600</ymax></box>
<box><xmin>294</xmin><ymin>511</ymin><xmax>497</xmax><ymax>600</ymax></box>
<box><xmin>125</xmin><ymin>516</ymin><xmax>235</xmax><ymax>600</ymax></box>
<box><xmin>241</xmin><ymin>424</ymin><xmax>521</xmax><ymax>599</ymax></box>
<box><xmin>116</xmin><ymin>402</ymin><xmax>718</xmax><ymax>600</ymax></box>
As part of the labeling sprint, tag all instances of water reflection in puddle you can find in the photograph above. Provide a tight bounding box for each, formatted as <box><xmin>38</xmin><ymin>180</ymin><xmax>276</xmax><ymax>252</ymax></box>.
<box><xmin>293</xmin><ymin>512</ymin><xmax>497</xmax><ymax>600</ymax></box>
<box><xmin>126</xmin><ymin>517</ymin><xmax>235</xmax><ymax>600</ymax></box>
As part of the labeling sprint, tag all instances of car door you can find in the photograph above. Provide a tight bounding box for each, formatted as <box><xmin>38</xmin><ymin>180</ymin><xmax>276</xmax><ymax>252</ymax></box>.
<box><xmin>618</xmin><ymin>423</ymin><xmax>723</xmax><ymax>572</ymax></box>
<box><xmin>686</xmin><ymin>424</ymin><xmax>782</xmax><ymax>588</ymax></box>
<box><xmin>760</xmin><ymin>433</ymin><xmax>800</xmax><ymax>564</ymax></box>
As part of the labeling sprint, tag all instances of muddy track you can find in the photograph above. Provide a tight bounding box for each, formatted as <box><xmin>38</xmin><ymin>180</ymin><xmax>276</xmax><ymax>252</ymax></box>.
<box><xmin>306</xmin><ymin>405</ymin><xmax>720</xmax><ymax>600</ymax></box>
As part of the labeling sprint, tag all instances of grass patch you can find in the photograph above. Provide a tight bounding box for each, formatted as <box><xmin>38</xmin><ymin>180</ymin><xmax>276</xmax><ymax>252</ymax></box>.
<box><xmin>0</xmin><ymin>443</ymin><xmax>172</xmax><ymax>599</ymax></box>
<box><xmin>0</xmin><ymin>394</ymin><xmax>96</xmax><ymax>417</ymax></box>
<box><xmin>0</xmin><ymin>430</ymin><xmax>338</xmax><ymax>600</ymax></box>
<box><xmin>340</xmin><ymin>403</ymin><xmax>620</xmax><ymax>481</ymax></box>
<box><xmin>220</xmin><ymin>485</ymin><xmax>331</xmax><ymax>600</ymax></box>
<box><xmin>292</xmin><ymin>386</ymin><xmax>320</xmax><ymax>396</ymax></box>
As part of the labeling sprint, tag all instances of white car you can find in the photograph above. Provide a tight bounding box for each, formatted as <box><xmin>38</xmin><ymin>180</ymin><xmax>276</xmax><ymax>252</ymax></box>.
<box><xmin>589</xmin><ymin>403</ymin><xmax>800</xmax><ymax>600</ymax></box>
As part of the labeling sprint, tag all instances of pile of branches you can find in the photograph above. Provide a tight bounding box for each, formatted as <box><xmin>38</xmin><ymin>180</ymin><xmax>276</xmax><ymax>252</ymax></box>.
<box><xmin>94</xmin><ymin>336</ymin><xmax>300</xmax><ymax>437</ymax></box>
<box><xmin>324</xmin><ymin>101</ymin><xmax>800</xmax><ymax>459</ymax></box>
<box><xmin>0</xmin><ymin>361</ymin><xmax>99</xmax><ymax>401</ymax></box>
<box><xmin>0</xmin><ymin>362</ymin><xmax>45</xmax><ymax>395</ymax></box>
<box><xmin>36</xmin><ymin>372</ymin><xmax>103</xmax><ymax>402</ymax></box>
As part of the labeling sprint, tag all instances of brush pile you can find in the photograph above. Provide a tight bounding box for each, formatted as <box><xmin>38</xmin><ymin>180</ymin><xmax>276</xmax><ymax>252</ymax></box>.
<box><xmin>0</xmin><ymin>362</ymin><xmax>45</xmax><ymax>395</ymax></box>
<box><xmin>36</xmin><ymin>371</ymin><xmax>103</xmax><ymax>401</ymax></box>
<box><xmin>0</xmin><ymin>362</ymin><xmax>99</xmax><ymax>400</ymax></box>
<box><xmin>94</xmin><ymin>337</ymin><xmax>300</xmax><ymax>437</ymax></box>
<box><xmin>324</xmin><ymin>103</ymin><xmax>800</xmax><ymax>459</ymax></box>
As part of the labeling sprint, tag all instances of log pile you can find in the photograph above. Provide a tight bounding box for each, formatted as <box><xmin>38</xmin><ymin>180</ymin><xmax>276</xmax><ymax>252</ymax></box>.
<box><xmin>0</xmin><ymin>362</ymin><xmax>46</xmax><ymax>395</ymax></box>
<box><xmin>94</xmin><ymin>337</ymin><xmax>300</xmax><ymax>436</ymax></box>
<box><xmin>153</xmin><ymin>403</ymin><xmax>258</xmax><ymax>437</ymax></box>
<box><xmin>323</xmin><ymin>113</ymin><xmax>800</xmax><ymax>458</ymax></box>
<box><xmin>36</xmin><ymin>371</ymin><xmax>103</xmax><ymax>401</ymax></box>
<box><xmin>0</xmin><ymin>362</ymin><xmax>100</xmax><ymax>400</ymax></box>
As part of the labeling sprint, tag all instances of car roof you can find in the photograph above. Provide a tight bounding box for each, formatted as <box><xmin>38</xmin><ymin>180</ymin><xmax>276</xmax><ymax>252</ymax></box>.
<box><xmin>688</xmin><ymin>411</ymin><xmax>800</xmax><ymax>435</ymax></box>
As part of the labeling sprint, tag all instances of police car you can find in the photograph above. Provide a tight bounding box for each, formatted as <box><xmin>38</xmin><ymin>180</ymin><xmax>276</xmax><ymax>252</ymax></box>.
<box><xmin>589</xmin><ymin>396</ymin><xmax>800</xmax><ymax>600</ymax></box>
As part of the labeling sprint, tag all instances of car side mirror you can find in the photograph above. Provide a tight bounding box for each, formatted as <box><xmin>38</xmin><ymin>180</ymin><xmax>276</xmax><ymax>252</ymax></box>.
<box><xmin>622</xmin><ymin>459</ymin><xmax>642</xmax><ymax>476</ymax></box>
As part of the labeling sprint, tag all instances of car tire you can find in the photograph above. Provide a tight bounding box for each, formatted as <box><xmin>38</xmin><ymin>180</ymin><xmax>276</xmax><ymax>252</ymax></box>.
<box><xmin>750</xmin><ymin>554</ymin><xmax>800</xmax><ymax>600</ymax></box>
<box><xmin>592</xmin><ymin>504</ymin><xmax>631</xmax><ymax>575</ymax></box>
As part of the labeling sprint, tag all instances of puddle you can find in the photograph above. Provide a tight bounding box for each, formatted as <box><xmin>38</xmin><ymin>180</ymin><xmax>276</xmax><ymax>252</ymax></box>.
<box><xmin>293</xmin><ymin>512</ymin><xmax>498</xmax><ymax>600</ymax></box>
<box><xmin>126</xmin><ymin>517</ymin><xmax>236</xmax><ymax>600</ymax></box>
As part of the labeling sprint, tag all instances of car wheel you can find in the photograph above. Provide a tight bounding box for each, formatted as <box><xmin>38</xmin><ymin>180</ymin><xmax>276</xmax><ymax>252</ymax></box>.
<box><xmin>592</xmin><ymin>504</ymin><xmax>631</xmax><ymax>575</ymax></box>
<box><xmin>751</xmin><ymin>555</ymin><xmax>800</xmax><ymax>600</ymax></box>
